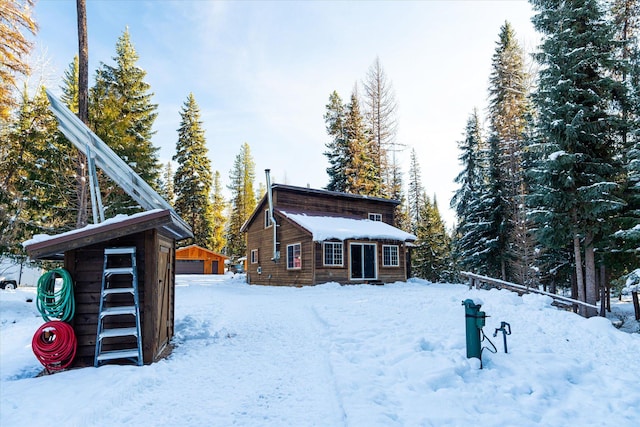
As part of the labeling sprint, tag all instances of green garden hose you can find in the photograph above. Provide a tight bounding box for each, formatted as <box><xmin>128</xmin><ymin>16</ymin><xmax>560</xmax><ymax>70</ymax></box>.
<box><xmin>36</xmin><ymin>268</ymin><xmax>75</xmax><ymax>322</ymax></box>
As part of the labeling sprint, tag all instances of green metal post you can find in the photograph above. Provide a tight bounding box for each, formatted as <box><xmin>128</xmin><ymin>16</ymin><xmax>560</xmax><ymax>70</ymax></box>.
<box><xmin>462</xmin><ymin>299</ymin><xmax>485</xmax><ymax>360</ymax></box>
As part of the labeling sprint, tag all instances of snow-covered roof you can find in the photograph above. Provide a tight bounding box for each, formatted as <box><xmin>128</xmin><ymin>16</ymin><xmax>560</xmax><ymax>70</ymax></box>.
<box><xmin>281</xmin><ymin>211</ymin><xmax>416</xmax><ymax>242</ymax></box>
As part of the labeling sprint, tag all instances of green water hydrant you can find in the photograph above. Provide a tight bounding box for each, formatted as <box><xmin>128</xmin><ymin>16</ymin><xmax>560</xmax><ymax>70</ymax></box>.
<box><xmin>462</xmin><ymin>299</ymin><xmax>486</xmax><ymax>360</ymax></box>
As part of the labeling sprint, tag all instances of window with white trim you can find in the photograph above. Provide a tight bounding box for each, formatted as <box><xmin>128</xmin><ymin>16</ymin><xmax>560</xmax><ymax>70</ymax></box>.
<box><xmin>287</xmin><ymin>243</ymin><xmax>302</xmax><ymax>269</ymax></box>
<box><xmin>368</xmin><ymin>213</ymin><xmax>382</xmax><ymax>221</ymax></box>
<box><xmin>382</xmin><ymin>245</ymin><xmax>399</xmax><ymax>267</ymax></box>
<box><xmin>251</xmin><ymin>249</ymin><xmax>259</xmax><ymax>264</ymax></box>
<box><xmin>323</xmin><ymin>242</ymin><xmax>343</xmax><ymax>266</ymax></box>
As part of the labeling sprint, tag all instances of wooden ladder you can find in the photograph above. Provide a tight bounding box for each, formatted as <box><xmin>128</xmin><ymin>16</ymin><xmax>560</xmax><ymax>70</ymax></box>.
<box><xmin>94</xmin><ymin>247</ymin><xmax>143</xmax><ymax>367</ymax></box>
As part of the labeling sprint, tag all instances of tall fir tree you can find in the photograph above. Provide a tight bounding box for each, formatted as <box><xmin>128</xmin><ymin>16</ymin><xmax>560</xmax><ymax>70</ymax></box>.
<box><xmin>0</xmin><ymin>86</ymin><xmax>72</xmax><ymax>254</ymax></box>
<box><xmin>407</xmin><ymin>148</ymin><xmax>425</xmax><ymax>234</ymax></box>
<box><xmin>160</xmin><ymin>161</ymin><xmax>175</xmax><ymax>206</ymax></box>
<box><xmin>343</xmin><ymin>88</ymin><xmax>381</xmax><ymax>196</ymax></box>
<box><xmin>487</xmin><ymin>21</ymin><xmax>533</xmax><ymax>282</ymax></box>
<box><xmin>412</xmin><ymin>194</ymin><xmax>452</xmax><ymax>282</ymax></box>
<box><xmin>610</xmin><ymin>0</ymin><xmax>640</xmax><ymax>269</ymax></box>
<box><xmin>324</xmin><ymin>90</ymin><xmax>348</xmax><ymax>192</ymax></box>
<box><xmin>529</xmin><ymin>0</ymin><xmax>627</xmax><ymax>316</ymax></box>
<box><xmin>90</xmin><ymin>28</ymin><xmax>160</xmax><ymax>216</ymax></box>
<box><xmin>211</xmin><ymin>170</ymin><xmax>227</xmax><ymax>254</ymax></box>
<box><xmin>173</xmin><ymin>93</ymin><xmax>215</xmax><ymax>249</ymax></box>
<box><xmin>226</xmin><ymin>142</ymin><xmax>256</xmax><ymax>259</ymax></box>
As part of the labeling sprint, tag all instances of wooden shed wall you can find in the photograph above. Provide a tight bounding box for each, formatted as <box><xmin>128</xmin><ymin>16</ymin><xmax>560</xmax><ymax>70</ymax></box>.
<box><xmin>64</xmin><ymin>229</ymin><xmax>175</xmax><ymax>366</ymax></box>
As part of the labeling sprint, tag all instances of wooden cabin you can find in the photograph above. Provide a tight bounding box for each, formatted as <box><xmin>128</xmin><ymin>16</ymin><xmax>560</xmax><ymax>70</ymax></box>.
<box><xmin>241</xmin><ymin>184</ymin><xmax>416</xmax><ymax>286</ymax></box>
<box><xmin>23</xmin><ymin>209</ymin><xmax>192</xmax><ymax>366</ymax></box>
<box><xmin>176</xmin><ymin>245</ymin><xmax>228</xmax><ymax>274</ymax></box>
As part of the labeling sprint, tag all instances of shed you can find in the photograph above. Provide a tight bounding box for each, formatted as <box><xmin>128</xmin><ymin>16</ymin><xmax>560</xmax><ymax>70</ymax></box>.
<box><xmin>23</xmin><ymin>209</ymin><xmax>192</xmax><ymax>366</ymax></box>
<box><xmin>175</xmin><ymin>245</ymin><xmax>228</xmax><ymax>274</ymax></box>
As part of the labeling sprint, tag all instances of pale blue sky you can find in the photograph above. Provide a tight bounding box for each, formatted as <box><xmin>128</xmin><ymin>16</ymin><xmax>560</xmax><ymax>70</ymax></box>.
<box><xmin>32</xmin><ymin>0</ymin><xmax>540</xmax><ymax>226</ymax></box>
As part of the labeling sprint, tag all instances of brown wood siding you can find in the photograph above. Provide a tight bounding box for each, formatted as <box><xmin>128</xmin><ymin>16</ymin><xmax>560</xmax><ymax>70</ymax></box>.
<box><xmin>274</xmin><ymin>190</ymin><xmax>396</xmax><ymax>225</ymax></box>
<box><xmin>246</xmin><ymin>212</ymin><xmax>314</xmax><ymax>286</ymax></box>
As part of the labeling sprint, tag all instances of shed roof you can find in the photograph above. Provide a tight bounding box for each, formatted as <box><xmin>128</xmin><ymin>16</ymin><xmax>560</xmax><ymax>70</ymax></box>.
<box><xmin>280</xmin><ymin>211</ymin><xmax>416</xmax><ymax>243</ymax></box>
<box><xmin>23</xmin><ymin>209</ymin><xmax>193</xmax><ymax>260</ymax></box>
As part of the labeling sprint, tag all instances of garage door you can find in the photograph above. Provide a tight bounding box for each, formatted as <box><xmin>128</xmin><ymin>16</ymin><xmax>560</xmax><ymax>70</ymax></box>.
<box><xmin>176</xmin><ymin>260</ymin><xmax>204</xmax><ymax>274</ymax></box>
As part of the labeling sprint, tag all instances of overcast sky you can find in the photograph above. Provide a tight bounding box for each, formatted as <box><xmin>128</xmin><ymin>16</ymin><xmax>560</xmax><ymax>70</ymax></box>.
<box><xmin>32</xmin><ymin>0</ymin><xmax>540</xmax><ymax>227</ymax></box>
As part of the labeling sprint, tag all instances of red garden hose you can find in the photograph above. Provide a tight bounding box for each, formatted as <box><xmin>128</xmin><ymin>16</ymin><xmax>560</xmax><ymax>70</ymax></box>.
<box><xmin>32</xmin><ymin>321</ymin><xmax>77</xmax><ymax>371</ymax></box>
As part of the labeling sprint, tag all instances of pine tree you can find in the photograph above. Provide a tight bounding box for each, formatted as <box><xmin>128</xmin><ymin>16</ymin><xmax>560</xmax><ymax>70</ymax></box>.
<box><xmin>343</xmin><ymin>88</ymin><xmax>380</xmax><ymax>196</ymax></box>
<box><xmin>211</xmin><ymin>170</ymin><xmax>227</xmax><ymax>253</ymax></box>
<box><xmin>90</xmin><ymin>28</ymin><xmax>160</xmax><ymax>216</ymax></box>
<box><xmin>226</xmin><ymin>143</ymin><xmax>256</xmax><ymax>259</ymax></box>
<box><xmin>407</xmin><ymin>148</ymin><xmax>425</xmax><ymax>234</ymax></box>
<box><xmin>0</xmin><ymin>86</ymin><xmax>72</xmax><ymax>254</ymax></box>
<box><xmin>173</xmin><ymin>93</ymin><xmax>214</xmax><ymax>249</ymax></box>
<box><xmin>529</xmin><ymin>0</ymin><xmax>627</xmax><ymax>316</ymax></box>
<box><xmin>487</xmin><ymin>21</ymin><xmax>532</xmax><ymax>282</ymax></box>
<box><xmin>412</xmin><ymin>194</ymin><xmax>451</xmax><ymax>282</ymax></box>
<box><xmin>451</xmin><ymin>109</ymin><xmax>502</xmax><ymax>277</ymax></box>
<box><xmin>160</xmin><ymin>162</ymin><xmax>175</xmax><ymax>205</ymax></box>
<box><xmin>324</xmin><ymin>90</ymin><xmax>348</xmax><ymax>192</ymax></box>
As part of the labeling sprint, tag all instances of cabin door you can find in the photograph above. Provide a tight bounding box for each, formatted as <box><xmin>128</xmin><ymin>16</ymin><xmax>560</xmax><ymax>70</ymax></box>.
<box><xmin>350</xmin><ymin>243</ymin><xmax>377</xmax><ymax>280</ymax></box>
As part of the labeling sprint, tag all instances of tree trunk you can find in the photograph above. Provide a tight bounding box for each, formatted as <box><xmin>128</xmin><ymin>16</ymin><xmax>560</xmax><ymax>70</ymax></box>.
<box><xmin>584</xmin><ymin>232</ymin><xmax>597</xmax><ymax>317</ymax></box>
<box><xmin>632</xmin><ymin>291</ymin><xmax>640</xmax><ymax>321</ymax></box>
<box><xmin>573</xmin><ymin>233</ymin><xmax>586</xmax><ymax>316</ymax></box>
<box><xmin>76</xmin><ymin>0</ymin><xmax>89</xmax><ymax>227</ymax></box>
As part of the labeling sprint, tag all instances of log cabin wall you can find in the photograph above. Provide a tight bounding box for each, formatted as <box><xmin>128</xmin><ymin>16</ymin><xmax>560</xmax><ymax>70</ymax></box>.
<box><xmin>273</xmin><ymin>188</ymin><xmax>397</xmax><ymax>225</ymax></box>
<box><xmin>246</xmin><ymin>212</ymin><xmax>314</xmax><ymax>286</ymax></box>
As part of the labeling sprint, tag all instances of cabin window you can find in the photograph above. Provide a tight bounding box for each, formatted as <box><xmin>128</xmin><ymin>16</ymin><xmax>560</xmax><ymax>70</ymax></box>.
<box><xmin>251</xmin><ymin>249</ymin><xmax>259</xmax><ymax>264</ymax></box>
<box><xmin>323</xmin><ymin>242</ymin><xmax>343</xmax><ymax>266</ymax></box>
<box><xmin>382</xmin><ymin>245</ymin><xmax>399</xmax><ymax>267</ymax></box>
<box><xmin>368</xmin><ymin>213</ymin><xmax>382</xmax><ymax>222</ymax></box>
<box><xmin>264</xmin><ymin>210</ymin><xmax>273</xmax><ymax>228</ymax></box>
<box><xmin>287</xmin><ymin>243</ymin><xmax>302</xmax><ymax>269</ymax></box>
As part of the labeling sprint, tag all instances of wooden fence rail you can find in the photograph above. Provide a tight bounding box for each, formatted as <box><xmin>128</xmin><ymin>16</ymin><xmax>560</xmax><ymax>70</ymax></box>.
<box><xmin>460</xmin><ymin>271</ymin><xmax>599</xmax><ymax>312</ymax></box>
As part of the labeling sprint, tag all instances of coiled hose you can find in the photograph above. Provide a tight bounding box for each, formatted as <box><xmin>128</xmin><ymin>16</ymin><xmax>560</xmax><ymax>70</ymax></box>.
<box><xmin>36</xmin><ymin>268</ymin><xmax>75</xmax><ymax>322</ymax></box>
<box><xmin>32</xmin><ymin>321</ymin><xmax>77</xmax><ymax>371</ymax></box>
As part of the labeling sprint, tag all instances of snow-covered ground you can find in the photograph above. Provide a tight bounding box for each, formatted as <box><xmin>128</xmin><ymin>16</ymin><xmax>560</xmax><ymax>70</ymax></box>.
<box><xmin>1</xmin><ymin>274</ymin><xmax>639</xmax><ymax>426</ymax></box>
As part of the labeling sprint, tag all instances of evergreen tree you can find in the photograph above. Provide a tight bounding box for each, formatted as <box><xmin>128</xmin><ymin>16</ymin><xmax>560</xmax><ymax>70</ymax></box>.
<box><xmin>343</xmin><ymin>88</ymin><xmax>380</xmax><ymax>196</ymax></box>
<box><xmin>226</xmin><ymin>142</ymin><xmax>256</xmax><ymax>259</ymax></box>
<box><xmin>211</xmin><ymin>170</ymin><xmax>227</xmax><ymax>253</ymax></box>
<box><xmin>160</xmin><ymin>161</ymin><xmax>175</xmax><ymax>206</ymax></box>
<box><xmin>0</xmin><ymin>86</ymin><xmax>72</xmax><ymax>254</ymax></box>
<box><xmin>610</xmin><ymin>0</ymin><xmax>640</xmax><ymax>268</ymax></box>
<box><xmin>173</xmin><ymin>93</ymin><xmax>214</xmax><ymax>249</ymax></box>
<box><xmin>529</xmin><ymin>0</ymin><xmax>626</xmax><ymax>316</ymax></box>
<box><xmin>90</xmin><ymin>28</ymin><xmax>160</xmax><ymax>216</ymax></box>
<box><xmin>412</xmin><ymin>194</ymin><xmax>451</xmax><ymax>282</ymax></box>
<box><xmin>407</xmin><ymin>148</ymin><xmax>425</xmax><ymax>234</ymax></box>
<box><xmin>324</xmin><ymin>90</ymin><xmax>348</xmax><ymax>192</ymax></box>
<box><xmin>487</xmin><ymin>21</ymin><xmax>532</xmax><ymax>281</ymax></box>
<box><xmin>451</xmin><ymin>110</ymin><xmax>490</xmax><ymax>275</ymax></box>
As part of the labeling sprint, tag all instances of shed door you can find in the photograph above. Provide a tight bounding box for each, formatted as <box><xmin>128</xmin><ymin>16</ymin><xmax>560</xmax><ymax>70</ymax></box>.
<box><xmin>176</xmin><ymin>260</ymin><xmax>204</xmax><ymax>274</ymax></box>
<box><xmin>155</xmin><ymin>244</ymin><xmax>173</xmax><ymax>358</ymax></box>
<box><xmin>350</xmin><ymin>243</ymin><xmax>377</xmax><ymax>280</ymax></box>
<box><xmin>211</xmin><ymin>260</ymin><xmax>219</xmax><ymax>274</ymax></box>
